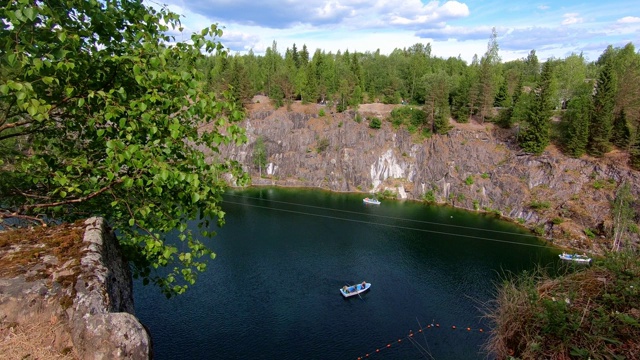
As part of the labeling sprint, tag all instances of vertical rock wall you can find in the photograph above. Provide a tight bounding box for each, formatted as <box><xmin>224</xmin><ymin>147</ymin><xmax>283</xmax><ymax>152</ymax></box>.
<box><xmin>70</xmin><ymin>217</ymin><xmax>151</xmax><ymax>359</ymax></box>
<box><xmin>218</xmin><ymin>106</ymin><xmax>640</xmax><ymax>254</ymax></box>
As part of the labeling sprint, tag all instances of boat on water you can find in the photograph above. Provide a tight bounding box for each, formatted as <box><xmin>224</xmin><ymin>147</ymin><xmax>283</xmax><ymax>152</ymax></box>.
<box><xmin>559</xmin><ymin>252</ymin><xmax>592</xmax><ymax>264</ymax></box>
<box><xmin>340</xmin><ymin>282</ymin><xmax>371</xmax><ymax>298</ymax></box>
<box><xmin>363</xmin><ymin>197</ymin><xmax>380</xmax><ymax>205</ymax></box>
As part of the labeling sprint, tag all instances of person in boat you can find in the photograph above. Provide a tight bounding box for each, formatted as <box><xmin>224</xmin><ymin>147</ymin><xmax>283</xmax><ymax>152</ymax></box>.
<box><xmin>343</xmin><ymin>285</ymin><xmax>349</xmax><ymax>293</ymax></box>
<box><xmin>361</xmin><ymin>281</ymin><xmax>366</xmax><ymax>288</ymax></box>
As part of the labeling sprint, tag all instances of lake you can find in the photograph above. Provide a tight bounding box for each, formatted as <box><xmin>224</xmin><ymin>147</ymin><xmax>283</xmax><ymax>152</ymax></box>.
<box><xmin>133</xmin><ymin>187</ymin><xmax>559</xmax><ymax>359</ymax></box>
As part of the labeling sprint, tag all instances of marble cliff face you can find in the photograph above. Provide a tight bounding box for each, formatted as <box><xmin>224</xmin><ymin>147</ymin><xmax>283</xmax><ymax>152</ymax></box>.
<box><xmin>217</xmin><ymin>101</ymin><xmax>640</xmax><ymax>254</ymax></box>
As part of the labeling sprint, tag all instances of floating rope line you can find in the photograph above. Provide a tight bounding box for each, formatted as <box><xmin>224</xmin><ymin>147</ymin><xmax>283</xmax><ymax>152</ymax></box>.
<box><xmin>224</xmin><ymin>193</ymin><xmax>550</xmax><ymax>240</ymax></box>
<box><xmin>356</xmin><ymin>321</ymin><xmax>486</xmax><ymax>359</ymax></box>
<box><xmin>222</xmin><ymin>199</ymin><xmax>555</xmax><ymax>249</ymax></box>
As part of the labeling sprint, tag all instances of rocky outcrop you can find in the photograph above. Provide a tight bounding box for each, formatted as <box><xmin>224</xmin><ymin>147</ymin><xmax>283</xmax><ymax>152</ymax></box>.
<box><xmin>219</xmin><ymin>102</ymin><xmax>640</xmax><ymax>254</ymax></box>
<box><xmin>70</xmin><ymin>217</ymin><xmax>150</xmax><ymax>359</ymax></box>
<box><xmin>0</xmin><ymin>217</ymin><xmax>150</xmax><ymax>359</ymax></box>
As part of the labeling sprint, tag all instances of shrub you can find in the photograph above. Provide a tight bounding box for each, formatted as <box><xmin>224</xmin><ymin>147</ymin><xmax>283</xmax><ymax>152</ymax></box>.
<box><xmin>369</xmin><ymin>117</ymin><xmax>381</xmax><ymax>129</ymax></box>
<box><xmin>318</xmin><ymin>108</ymin><xmax>326</xmax><ymax>117</ymax></box>
<box><xmin>423</xmin><ymin>190</ymin><xmax>436</xmax><ymax>203</ymax></box>
<box><xmin>530</xmin><ymin>201</ymin><xmax>551</xmax><ymax>210</ymax></box>
<box><xmin>465</xmin><ymin>176</ymin><xmax>474</xmax><ymax>185</ymax></box>
<box><xmin>316</xmin><ymin>138</ymin><xmax>330</xmax><ymax>153</ymax></box>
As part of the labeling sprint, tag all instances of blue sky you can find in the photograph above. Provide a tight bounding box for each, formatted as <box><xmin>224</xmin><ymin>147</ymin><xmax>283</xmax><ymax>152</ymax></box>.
<box><xmin>158</xmin><ymin>0</ymin><xmax>640</xmax><ymax>63</ymax></box>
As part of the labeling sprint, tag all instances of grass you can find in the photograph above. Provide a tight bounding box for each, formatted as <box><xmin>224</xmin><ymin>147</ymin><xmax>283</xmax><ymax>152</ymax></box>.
<box><xmin>483</xmin><ymin>251</ymin><xmax>640</xmax><ymax>359</ymax></box>
<box><xmin>0</xmin><ymin>320</ymin><xmax>77</xmax><ymax>359</ymax></box>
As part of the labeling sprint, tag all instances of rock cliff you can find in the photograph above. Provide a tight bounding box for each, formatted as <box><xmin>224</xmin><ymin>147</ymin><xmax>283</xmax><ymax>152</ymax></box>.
<box><xmin>219</xmin><ymin>98</ymin><xmax>640</xmax><ymax>254</ymax></box>
<box><xmin>0</xmin><ymin>217</ymin><xmax>150</xmax><ymax>359</ymax></box>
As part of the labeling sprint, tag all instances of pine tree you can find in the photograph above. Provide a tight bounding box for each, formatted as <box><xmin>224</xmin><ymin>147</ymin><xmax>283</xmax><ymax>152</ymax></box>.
<box><xmin>612</xmin><ymin>108</ymin><xmax>631</xmax><ymax>149</ymax></box>
<box><xmin>629</xmin><ymin>126</ymin><xmax>640</xmax><ymax>170</ymax></box>
<box><xmin>494</xmin><ymin>79</ymin><xmax>509</xmax><ymax>107</ymax></box>
<box><xmin>588</xmin><ymin>54</ymin><xmax>617</xmax><ymax>156</ymax></box>
<box><xmin>476</xmin><ymin>28</ymin><xmax>501</xmax><ymax>123</ymax></box>
<box><xmin>519</xmin><ymin>61</ymin><xmax>556</xmax><ymax>154</ymax></box>
<box><xmin>562</xmin><ymin>84</ymin><xmax>592</xmax><ymax>157</ymax></box>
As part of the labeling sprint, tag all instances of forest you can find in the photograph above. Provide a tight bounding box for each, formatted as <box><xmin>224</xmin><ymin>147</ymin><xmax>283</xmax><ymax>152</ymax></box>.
<box><xmin>203</xmin><ymin>30</ymin><xmax>640</xmax><ymax>166</ymax></box>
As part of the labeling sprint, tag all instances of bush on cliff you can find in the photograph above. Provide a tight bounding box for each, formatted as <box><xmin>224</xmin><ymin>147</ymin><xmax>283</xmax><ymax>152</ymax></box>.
<box><xmin>484</xmin><ymin>251</ymin><xmax>640</xmax><ymax>359</ymax></box>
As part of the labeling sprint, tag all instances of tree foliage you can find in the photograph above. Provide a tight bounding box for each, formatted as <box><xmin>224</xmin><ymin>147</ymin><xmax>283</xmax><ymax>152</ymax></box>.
<box><xmin>562</xmin><ymin>82</ymin><xmax>592</xmax><ymax>157</ymax></box>
<box><xmin>0</xmin><ymin>0</ymin><xmax>247</xmax><ymax>297</ymax></box>
<box><xmin>253</xmin><ymin>136</ymin><xmax>267</xmax><ymax>177</ymax></box>
<box><xmin>519</xmin><ymin>60</ymin><xmax>557</xmax><ymax>154</ymax></box>
<box><xmin>588</xmin><ymin>50</ymin><xmax>617</xmax><ymax>156</ymax></box>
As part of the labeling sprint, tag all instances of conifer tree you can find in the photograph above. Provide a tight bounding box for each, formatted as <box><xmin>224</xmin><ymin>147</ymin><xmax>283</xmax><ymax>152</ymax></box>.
<box><xmin>629</xmin><ymin>127</ymin><xmax>640</xmax><ymax>170</ymax></box>
<box><xmin>476</xmin><ymin>28</ymin><xmax>501</xmax><ymax>123</ymax></box>
<box><xmin>562</xmin><ymin>83</ymin><xmax>592</xmax><ymax>157</ymax></box>
<box><xmin>519</xmin><ymin>61</ymin><xmax>557</xmax><ymax>154</ymax></box>
<box><xmin>612</xmin><ymin>108</ymin><xmax>631</xmax><ymax>149</ymax></box>
<box><xmin>588</xmin><ymin>54</ymin><xmax>617</xmax><ymax>156</ymax></box>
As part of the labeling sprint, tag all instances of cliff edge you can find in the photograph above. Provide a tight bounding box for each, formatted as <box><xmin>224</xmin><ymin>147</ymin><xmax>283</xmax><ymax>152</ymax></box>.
<box><xmin>0</xmin><ymin>217</ymin><xmax>150</xmax><ymax>359</ymax></box>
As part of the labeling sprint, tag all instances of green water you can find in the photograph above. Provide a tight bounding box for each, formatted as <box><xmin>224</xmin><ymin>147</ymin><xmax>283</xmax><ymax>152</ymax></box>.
<box><xmin>134</xmin><ymin>187</ymin><xmax>560</xmax><ymax>359</ymax></box>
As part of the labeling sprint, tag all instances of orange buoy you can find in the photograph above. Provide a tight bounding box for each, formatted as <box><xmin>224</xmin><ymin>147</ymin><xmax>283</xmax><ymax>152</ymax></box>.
<box><xmin>376</xmin><ymin>349</ymin><xmax>380</xmax><ymax>353</ymax></box>
<box><xmin>387</xmin><ymin>344</ymin><xmax>391</xmax><ymax>348</ymax></box>
<box><xmin>479</xmin><ymin>329</ymin><xmax>484</xmax><ymax>332</ymax></box>
<box><xmin>436</xmin><ymin>324</ymin><xmax>440</xmax><ymax>327</ymax></box>
<box><xmin>398</xmin><ymin>339</ymin><xmax>402</xmax><ymax>343</ymax></box>
<box><xmin>452</xmin><ymin>325</ymin><xmax>456</xmax><ymax>329</ymax></box>
<box><xmin>427</xmin><ymin>324</ymin><xmax>431</xmax><ymax>328</ymax></box>
<box><xmin>418</xmin><ymin>329</ymin><xmax>422</xmax><ymax>332</ymax></box>
<box><xmin>365</xmin><ymin>354</ymin><xmax>369</xmax><ymax>357</ymax></box>
<box><xmin>467</xmin><ymin>327</ymin><xmax>471</xmax><ymax>331</ymax></box>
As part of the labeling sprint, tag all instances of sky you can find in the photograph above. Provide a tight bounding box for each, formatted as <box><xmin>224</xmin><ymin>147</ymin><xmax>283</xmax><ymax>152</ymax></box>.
<box><xmin>156</xmin><ymin>0</ymin><xmax>640</xmax><ymax>63</ymax></box>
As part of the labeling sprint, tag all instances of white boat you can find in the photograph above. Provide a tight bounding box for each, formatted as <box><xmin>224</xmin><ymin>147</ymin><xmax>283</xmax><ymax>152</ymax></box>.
<box><xmin>559</xmin><ymin>252</ymin><xmax>592</xmax><ymax>264</ymax></box>
<box><xmin>340</xmin><ymin>282</ymin><xmax>371</xmax><ymax>298</ymax></box>
<box><xmin>363</xmin><ymin>197</ymin><xmax>380</xmax><ymax>205</ymax></box>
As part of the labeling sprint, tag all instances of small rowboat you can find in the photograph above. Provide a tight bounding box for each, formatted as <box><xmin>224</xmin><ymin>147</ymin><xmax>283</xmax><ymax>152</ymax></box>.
<box><xmin>363</xmin><ymin>197</ymin><xmax>380</xmax><ymax>205</ymax></box>
<box><xmin>340</xmin><ymin>282</ymin><xmax>371</xmax><ymax>298</ymax></box>
<box><xmin>559</xmin><ymin>252</ymin><xmax>592</xmax><ymax>264</ymax></box>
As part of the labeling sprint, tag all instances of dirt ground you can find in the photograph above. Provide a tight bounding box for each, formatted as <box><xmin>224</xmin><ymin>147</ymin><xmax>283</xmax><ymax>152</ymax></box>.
<box><xmin>247</xmin><ymin>95</ymin><xmax>494</xmax><ymax>131</ymax></box>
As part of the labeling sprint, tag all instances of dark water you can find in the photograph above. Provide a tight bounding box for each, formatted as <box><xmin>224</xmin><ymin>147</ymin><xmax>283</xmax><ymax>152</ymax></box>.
<box><xmin>133</xmin><ymin>188</ymin><xmax>559</xmax><ymax>360</ymax></box>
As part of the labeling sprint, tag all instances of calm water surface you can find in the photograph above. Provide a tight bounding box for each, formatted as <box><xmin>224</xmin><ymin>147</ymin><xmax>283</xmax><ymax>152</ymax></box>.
<box><xmin>133</xmin><ymin>188</ymin><xmax>559</xmax><ymax>359</ymax></box>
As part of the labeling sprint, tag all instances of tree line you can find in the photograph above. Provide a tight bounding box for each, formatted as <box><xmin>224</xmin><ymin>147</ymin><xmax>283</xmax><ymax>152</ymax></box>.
<box><xmin>204</xmin><ymin>30</ymin><xmax>640</xmax><ymax>167</ymax></box>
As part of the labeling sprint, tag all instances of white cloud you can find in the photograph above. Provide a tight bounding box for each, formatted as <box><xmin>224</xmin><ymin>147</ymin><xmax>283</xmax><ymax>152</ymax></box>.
<box><xmin>416</xmin><ymin>25</ymin><xmax>494</xmax><ymax>41</ymax></box>
<box><xmin>384</xmin><ymin>0</ymin><xmax>469</xmax><ymax>26</ymax></box>
<box><xmin>440</xmin><ymin>1</ymin><xmax>470</xmax><ymax>17</ymax></box>
<box><xmin>616</xmin><ymin>16</ymin><xmax>640</xmax><ymax>24</ymax></box>
<box><xmin>561</xmin><ymin>13</ymin><xmax>583</xmax><ymax>25</ymax></box>
<box><xmin>537</xmin><ymin>5</ymin><xmax>549</xmax><ymax>10</ymax></box>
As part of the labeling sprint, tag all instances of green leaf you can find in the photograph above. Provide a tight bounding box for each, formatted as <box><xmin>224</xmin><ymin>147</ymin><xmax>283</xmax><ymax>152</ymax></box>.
<box><xmin>7</xmin><ymin>53</ymin><xmax>16</xmax><ymax>67</ymax></box>
<box><xmin>23</xmin><ymin>7</ymin><xmax>35</xmax><ymax>21</ymax></box>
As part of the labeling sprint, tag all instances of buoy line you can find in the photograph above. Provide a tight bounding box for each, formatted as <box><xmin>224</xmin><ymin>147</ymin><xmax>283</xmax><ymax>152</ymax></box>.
<box><xmin>357</xmin><ymin>320</ymin><xmax>487</xmax><ymax>359</ymax></box>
